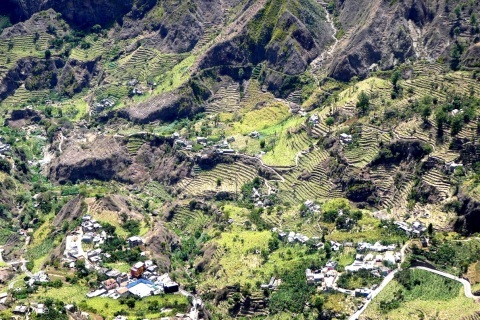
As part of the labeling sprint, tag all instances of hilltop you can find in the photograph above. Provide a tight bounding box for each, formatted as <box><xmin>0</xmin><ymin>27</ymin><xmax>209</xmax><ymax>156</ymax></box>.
<box><xmin>0</xmin><ymin>0</ymin><xmax>479</xmax><ymax>319</ymax></box>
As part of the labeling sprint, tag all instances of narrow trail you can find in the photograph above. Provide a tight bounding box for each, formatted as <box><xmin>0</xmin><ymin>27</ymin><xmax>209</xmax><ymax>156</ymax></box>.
<box><xmin>239</xmin><ymin>154</ymin><xmax>285</xmax><ymax>183</ymax></box>
<box><xmin>58</xmin><ymin>132</ymin><xmax>65</xmax><ymax>153</ymax></box>
<box><xmin>310</xmin><ymin>1</ymin><xmax>339</xmax><ymax>76</ymax></box>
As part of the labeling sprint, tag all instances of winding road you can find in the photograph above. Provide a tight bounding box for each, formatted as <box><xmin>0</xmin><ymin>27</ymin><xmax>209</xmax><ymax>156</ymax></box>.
<box><xmin>349</xmin><ymin>243</ymin><xmax>478</xmax><ymax>320</ymax></box>
<box><xmin>413</xmin><ymin>266</ymin><xmax>477</xmax><ymax>299</ymax></box>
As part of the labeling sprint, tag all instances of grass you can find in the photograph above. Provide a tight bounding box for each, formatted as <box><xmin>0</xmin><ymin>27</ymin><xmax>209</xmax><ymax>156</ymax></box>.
<box><xmin>229</xmin><ymin>102</ymin><xmax>290</xmax><ymax>135</ymax></box>
<box><xmin>30</xmin><ymin>282</ymin><xmax>188</xmax><ymax>319</ymax></box>
<box><xmin>337</xmin><ymin>247</ymin><xmax>356</xmax><ymax>268</ymax></box>
<box><xmin>363</xmin><ymin>269</ymin><xmax>478</xmax><ymax>320</ymax></box>
<box><xmin>31</xmin><ymin>213</ymin><xmax>55</xmax><ymax>247</ymax></box>
<box><xmin>329</xmin><ymin>213</ymin><xmax>406</xmax><ymax>244</ymax></box>
<box><xmin>153</xmin><ymin>55</ymin><xmax>195</xmax><ymax>94</ymax></box>
<box><xmin>104</xmin><ymin>262</ymin><xmax>131</xmax><ymax>273</ymax></box>
<box><xmin>80</xmin><ymin>295</ymin><xmax>188</xmax><ymax>319</ymax></box>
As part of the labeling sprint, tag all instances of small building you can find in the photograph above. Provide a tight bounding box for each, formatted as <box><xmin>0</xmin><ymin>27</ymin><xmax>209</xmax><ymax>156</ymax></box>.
<box><xmin>103</xmin><ymin>278</ymin><xmax>119</xmax><ymax>291</ymax></box>
<box><xmin>86</xmin><ymin>289</ymin><xmax>107</xmax><ymax>298</ymax></box>
<box><xmin>164</xmin><ymin>282</ymin><xmax>179</xmax><ymax>294</ymax></box>
<box><xmin>127</xmin><ymin>236</ymin><xmax>143</xmax><ymax>248</ymax></box>
<box><xmin>196</xmin><ymin>137</ymin><xmax>207</xmax><ymax>144</ymax></box>
<box><xmin>379</xmin><ymin>266</ymin><xmax>391</xmax><ymax>276</ymax></box>
<box><xmin>13</xmin><ymin>306</ymin><xmax>28</xmax><ymax>314</ymax></box>
<box><xmin>105</xmin><ymin>269</ymin><xmax>121</xmax><ymax>279</ymax></box>
<box><xmin>355</xmin><ymin>288</ymin><xmax>372</xmax><ymax>298</ymax></box>
<box><xmin>128</xmin><ymin>282</ymin><xmax>153</xmax><ymax>298</ymax></box>
<box><xmin>116</xmin><ymin>287</ymin><xmax>130</xmax><ymax>298</ymax></box>
<box><xmin>117</xmin><ymin>273</ymin><xmax>129</xmax><ymax>284</ymax></box>
<box><xmin>249</xmin><ymin>131</ymin><xmax>260</xmax><ymax>138</ymax></box>
<box><xmin>325</xmin><ymin>261</ymin><xmax>338</xmax><ymax>270</ymax></box>
<box><xmin>339</xmin><ymin>133</ymin><xmax>353</xmax><ymax>144</ymax></box>
<box><xmin>131</xmin><ymin>262</ymin><xmax>145</xmax><ymax>278</ymax></box>
<box><xmin>82</xmin><ymin>234</ymin><xmax>93</xmax><ymax>243</ymax></box>
<box><xmin>31</xmin><ymin>303</ymin><xmax>46</xmax><ymax>315</ymax></box>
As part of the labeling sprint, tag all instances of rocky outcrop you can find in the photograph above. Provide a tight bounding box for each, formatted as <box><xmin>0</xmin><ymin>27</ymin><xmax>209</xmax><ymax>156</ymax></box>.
<box><xmin>198</xmin><ymin>0</ymin><xmax>333</xmax><ymax>77</ymax></box>
<box><xmin>144</xmin><ymin>222</ymin><xmax>180</xmax><ymax>273</ymax></box>
<box><xmin>327</xmin><ymin>0</ymin><xmax>479</xmax><ymax>80</ymax></box>
<box><xmin>0</xmin><ymin>57</ymin><xmax>63</xmax><ymax>101</ymax></box>
<box><xmin>453</xmin><ymin>194</ymin><xmax>480</xmax><ymax>235</ymax></box>
<box><xmin>52</xmin><ymin>195</ymin><xmax>86</xmax><ymax>227</ymax></box>
<box><xmin>5</xmin><ymin>108</ymin><xmax>42</xmax><ymax>127</ymax></box>
<box><xmin>114</xmin><ymin>87</ymin><xmax>205</xmax><ymax>124</ymax></box>
<box><xmin>48</xmin><ymin>135</ymin><xmax>132</xmax><ymax>183</ymax></box>
<box><xmin>1</xmin><ymin>0</ymin><xmax>139</xmax><ymax>27</ymax></box>
<box><xmin>463</xmin><ymin>44</ymin><xmax>480</xmax><ymax>68</ymax></box>
<box><xmin>0</xmin><ymin>56</ymin><xmax>98</xmax><ymax>102</ymax></box>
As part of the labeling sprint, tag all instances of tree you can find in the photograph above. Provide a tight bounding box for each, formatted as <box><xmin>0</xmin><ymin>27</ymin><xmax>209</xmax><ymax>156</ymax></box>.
<box><xmin>435</xmin><ymin>109</ymin><xmax>448</xmax><ymax>137</ymax></box>
<box><xmin>325</xmin><ymin>117</ymin><xmax>334</xmax><ymax>131</ymax></box>
<box><xmin>427</xmin><ymin>223</ymin><xmax>433</xmax><ymax>236</ymax></box>
<box><xmin>45</xmin><ymin>50</ymin><xmax>51</xmax><ymax>59</ymax></box>
<box><xmin>311</xmin><ymin>295</ymin><xmax>324</xmax><ymax>311</ymax></box>
<box><xmin>450</xmin><ymin>42</ymin><xmax>463</xmax><ymax>70</ymax></box>
<box><xmin>451</xmin><ymin>115</ymin><xmax>463</xmax><ymax>136</ymax></box>
<box><xmin>324</xmin><ymin>241</ymin><xmax>332</xmax><ymax>259</ymax></box>
<box><xmin>327</xmin><ymin>0</ymin><xmax>335</xmax><ymax>14</ymax></box>
<box><xmin>126</xmin><ymin>299</ymin><xmax>136</xmax><ymax>309</ymax></box>
<box><xmin>391</xmin><ymin>70</ymin><xmax>401</xmax><ymax>89</ymax></box>
<box><xmin>260</xmin><ymin>140</ymin><xmax>266</xmax><ymax>149</ymax></box>
<box><xmin>0</xmin><ymin>158</ymin><xmax>11</xmax><ymax>173</ymax></box>
<box><xmin>356</xmin><ymin>91</ymin><xmax>370</xmax><ymax>114</ymax></box>
<box><xmin>91</xmin><ymin>24</ymin><xmax>102</xmax><ymax>33</ymax></box>
<box><xmin>421</xmin><ymin>105</ymin><xmax>432</xmax><ymax>123</ymax></box>
<box><xmin>471</xmin><ymin>13</ymin><xmax>477</xmax><ymax>26</ymax></box>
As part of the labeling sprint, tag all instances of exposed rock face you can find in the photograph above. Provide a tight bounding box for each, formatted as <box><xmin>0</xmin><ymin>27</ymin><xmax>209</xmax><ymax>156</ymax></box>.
<box><xmin>463</xmin><ymin>44</ymin><xmax>480</xmax><ymax>68</ymax></box>
<box><xmin>453</xmin><ymin>194</ymin><xmax>480</xmax><ymax>235</ymax></box>
<box><xmin>199</xmin><ymin>0</ymin><xmax>333</xmax><ymax>76</ymax></box>
<box><xmin>144</xmin><ymin>222</ymin><xmax>180</xmax><ymax>273</ymax></box>
<box><xmin>115</xmin><ymin>88</ymin><xmax>205</xmax><ymax>124</ymax></box>
<box><xmin>1</xmin><ymin>0</ymin><xmax>138</xmax><ymax>27</ymax></box>
<box><xmin>48</xmin><ymin>134</ymin><xmax>192</xmax><ymax>185</ymax></box>
<box><xmin>52</xmin><ymin>195</ymin><xmax>85</xmax><ymax>227</ymax></box>
<box><xmin>0</xmin><ymin>56</ymin><xmax>98</xmax><ymax>102</ymax></box>
<box><xmin>0</xmin><ymin>57</ymin><xmax>63</xmax><ymax>101</ymax></box>
<box><xmin>48</xmin><ymin>136</ymin><xmax>132</xmax><ymax>183</ymax></box>
<box><xmin>328</xmin><ymin>0</ymin><xmax>427</xmax><ymax>80</ymax></box>
<box><xmin>5</xmin><ymin>108</ymin><xmax>42</xmax><ymax>127</ymax></box>
<box><xmin>326</xmin><ymin>0</ymin><xmax>473</xmax><ymax>80</ymax></box>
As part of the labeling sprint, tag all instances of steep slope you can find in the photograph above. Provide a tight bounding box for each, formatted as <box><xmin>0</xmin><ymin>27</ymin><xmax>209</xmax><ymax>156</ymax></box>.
<box><xmin>327</xmin><ymin>0</ymin><xmax>480</xmax><ymax>80</ymax></box>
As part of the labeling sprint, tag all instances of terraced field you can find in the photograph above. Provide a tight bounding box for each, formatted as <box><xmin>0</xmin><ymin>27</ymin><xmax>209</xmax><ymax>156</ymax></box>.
<box><xmin>176</xmin><ymin>162</ymin><xmax>259</xmax><ymax>197</ymax></box>
<box><xmin>0</xmin><ymin>33</ymin><xmax>51</xmax><ymax>78</ymax></box>
<box><xmin>168</xmin><ymin>205</ymin><xmax>211</xmax><ymax>231</ymax></box>
<box><xmin>278</xmin><ymin>148</ymin><xmax>342</xmax><ymax>203</ymax></box>
<box><xmin>126</xmin><ymin>137</ymin><xmax>146</xmax><ymax>155</ymax></box>
<box><xmin>343</xmin><ymin>126</ymin><xmax>387</xmax><ymax>168</ymax></box>
<box><xmin>107</xmin><ymin>47</ymin><xmax>186</xmax><ymax>83</ymax></box>
<box><xmin>422</xmin><ymin>169</ymin><xmax>452</xmax><ymax>200</ymax></box>
<box><xmin>206</xmin><ymin>83</ymin><xmax>241</xmax><ymax>114</ymax></box>
<box><xmin>1</xmin><ymin>86</ymin><xmax>49</xmax><ymax>107</ymax></box>
<box><xmin>69</xmin><ymin>35</ymin><xmax>107</xmax><ymax>61</ymax></box>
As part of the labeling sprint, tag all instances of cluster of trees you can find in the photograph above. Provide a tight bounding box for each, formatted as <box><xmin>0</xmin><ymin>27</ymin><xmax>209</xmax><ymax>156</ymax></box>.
<box><xmin>99</xmin><ymin>222</ymin><xmax>144</xmax><ymax>264</ymax></box>
<box><xmin>337</xmin><ymin>269</ymin><xmax>381</xmax><ymax>290</ymax></box>
<box><xmin>322</xmin><ymin>205</ymin><xmax>363</xmax><ymax>231</ymax></box>
<box><xmin>435</xmin><ymin>95</ymin><xmax>478</xmax><ymax>137</ymax></box>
